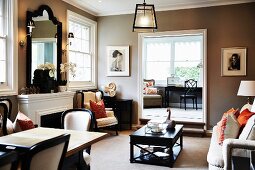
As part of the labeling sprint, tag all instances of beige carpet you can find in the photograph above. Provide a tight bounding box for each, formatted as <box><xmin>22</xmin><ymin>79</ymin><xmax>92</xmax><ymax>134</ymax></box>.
<box><xmin>90</xmin><ymin>131</ymin><xmax>210</xmax><ymax>170</ymax></box>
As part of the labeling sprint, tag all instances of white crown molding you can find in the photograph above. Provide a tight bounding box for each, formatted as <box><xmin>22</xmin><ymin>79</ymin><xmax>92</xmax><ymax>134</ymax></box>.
<box><xmin>63</xmin><ymin>0</ymin><xmax>255</xmax><ymax>17</ymax></box>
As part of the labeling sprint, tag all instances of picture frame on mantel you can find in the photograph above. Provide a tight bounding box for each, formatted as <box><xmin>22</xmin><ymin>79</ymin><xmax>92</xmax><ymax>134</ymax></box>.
<box><xmin>221</xmin><ymin>47</ymin><xmax>247</xmax><ymax>76</ymax></box>
<box><xmin>106</xmin><ymin>46</ymin><xmax>130</xmax><ymax>77</ymax></box>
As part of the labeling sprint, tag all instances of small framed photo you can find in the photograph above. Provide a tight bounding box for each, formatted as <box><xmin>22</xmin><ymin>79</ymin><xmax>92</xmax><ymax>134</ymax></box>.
<box><xmin>221</xmin><ymin>47</ymin><xmax>247</xmax><ymax>76</ymax></box>
<box><xmin>106</xmin><ymin>46</ymin><xmax>130</xmax><ymax>77</ymax></box>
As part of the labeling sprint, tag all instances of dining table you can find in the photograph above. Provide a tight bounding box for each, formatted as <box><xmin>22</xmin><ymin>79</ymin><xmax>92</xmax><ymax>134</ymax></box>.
<box><xmin>0</xmin><ymin>127</ymin><xmax>108</xmax><ymax>169</ymax></box>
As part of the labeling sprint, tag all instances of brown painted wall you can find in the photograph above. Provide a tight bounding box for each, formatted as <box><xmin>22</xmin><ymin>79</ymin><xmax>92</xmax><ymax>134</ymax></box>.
<box><xmin>4</xmin><ymin>0</ymin><xmax>97</xmax><ymax>120</ymax></box>
<box><xmin>98</xmin><ymin>2</ymin><xmax>255</xmax><ymax>128</ymax></box>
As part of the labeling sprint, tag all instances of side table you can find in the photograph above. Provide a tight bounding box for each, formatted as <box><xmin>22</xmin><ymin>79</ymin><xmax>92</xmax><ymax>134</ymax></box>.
<box><xmin>104</xmin><ymin>96</ymin><xmax>133</xmax><ymax>130</ymax></box>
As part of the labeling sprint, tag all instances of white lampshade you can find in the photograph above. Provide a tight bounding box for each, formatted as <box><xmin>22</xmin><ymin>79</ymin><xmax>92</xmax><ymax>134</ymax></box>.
<box><xmin>237</xmin><ymin>81</ymin><xmax>255</xmax><ymax>96</ymax></box>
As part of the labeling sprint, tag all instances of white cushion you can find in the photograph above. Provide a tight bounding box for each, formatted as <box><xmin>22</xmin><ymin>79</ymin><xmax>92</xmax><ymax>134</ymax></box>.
<box><xmin>207</xmin><ymin>126</ymin><xmax>224</xmax><ymax>168</ymax></box>
<box><xmin>64</xmin><ymin>111</ymin><xmax>91</xmax><ymax>131</ymax></box>
<box><xmin>240</xmin><ymin>103</ymin><xmax>252</xmax><ymax>112</ymax></box>
<box><xmin>83</xmin><ymin>151</ymin><xmax>91</xmax><ymax>165</ymax></box>
<box><xmin>96</xmin><ymin>117</ymin><xmax>118</xmax><ymax>128</ymax></box>
<box><xmin>0</xmin><ymin>118</ymin><xmax>14</xmax><ymax>136</ymax></box>
<box><xmin>239</xmin><ymin>115</ymin><xmax>255</xmax><ymax>140</ymax></box>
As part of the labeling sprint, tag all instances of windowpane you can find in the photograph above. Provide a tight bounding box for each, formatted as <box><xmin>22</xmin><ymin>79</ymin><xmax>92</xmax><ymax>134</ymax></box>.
<box><xmin>0</xmin><ymin>61</ymin><xmax>6</xmax><ymax>83</ymax></box>
<box><xmin>144</xmin><ymin>35</ymin><xmax>203</xmax><ymax>85</ymax></box>
<box><xmin>146</xmin><ymin>62</ymin><xmax>171</xmax><ymax>81</ymax></box>
<box><xmin>0</xmin><ymin>0</ymin><xmax>3</xmax><ymax>36</ymax></box>
<box><xmin>175</xmin><ymin>41</ymin><xmax>201</xmax><ymax>61</ymax></box>
<box><xmin>147</xmin><ymin>43</ymin><xmax>171</xmax><ymax>61</ymax></box>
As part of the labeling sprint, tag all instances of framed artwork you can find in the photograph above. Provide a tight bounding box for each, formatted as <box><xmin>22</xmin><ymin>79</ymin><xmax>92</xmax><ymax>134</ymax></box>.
<box><xmin>221</xmin><ymin>47</ymin><xmax>247</xmax><ymax>76</ymax></box>
<box><xmin>106</xmin><ymin>46</ymin><xmax>130</xmax><ymax>76</ymax></box>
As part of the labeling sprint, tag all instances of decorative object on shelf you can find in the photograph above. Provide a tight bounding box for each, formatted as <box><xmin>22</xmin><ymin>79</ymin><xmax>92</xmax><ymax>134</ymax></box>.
<box><xmin>37</xmin><ymin>62</ymin><xmax>56</xmax><ymax>78</ymax></box>
<box><xmin>237</xmin><ymin>80</ymin><xmax>255</xmax><ymax>104</ymax></box>
<box><xmin>106</xmin><ymin>46</ymin><xmax>130</xmax><ymax>77</ymax></box>
<box><xmin>59</xmin><ymin>62</ymin><xmax>76</xmax><ymax>86</ymax></box>
<box><xmin>132</xmin><ymin>0</ymin><xmax>157</xmax><ymax>32</ymax></box>
<box><xmin>33</xmin><ymin>69</ymin><xmax>56</xmax><ymax>93</ymax></box>
<box><xmin>58</xmin><ymin>86</ymin><xmax>67</xmax><ymax>92</ymax></box>
<box><xmin>20</xmin><ymin>86</ymin><xmax>40</xmax><ymax>95</ymax></box>
<box><xmin>221</xmin><ymin>47</ymin><xmax>247</xmax><ymax>76</ymax></box>
<box><xmin>165</xmin><ymin>107</ymin><xmax>176</xmax><ymax>130</ymax></box>
<box><xmin>104</xmin><ymin>82</ymin><xmax>117</xmax><ymax>97</ymax></box>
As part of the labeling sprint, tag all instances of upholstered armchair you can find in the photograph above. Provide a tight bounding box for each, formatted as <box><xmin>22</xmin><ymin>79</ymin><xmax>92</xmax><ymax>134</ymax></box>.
<box><xmin>143</xmin><ymin>79</ymin><xmax>163</xmax><ymax>108</ymax></box>
<box><xmin>76</xmin><ymin>90</ymin><xmax>118</xmax><ymax>135</ymax></box>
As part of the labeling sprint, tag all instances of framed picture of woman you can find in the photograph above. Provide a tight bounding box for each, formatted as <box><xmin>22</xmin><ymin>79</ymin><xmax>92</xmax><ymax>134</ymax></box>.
<box><xmin>106</xmin><ymin>46</ymin><xmax>130</xmax><ymax>76</ymax></box>
<box><xmin>221</xmin><ymin>47</ymin><xmax>247</xmax><ymax>76</ymax></box>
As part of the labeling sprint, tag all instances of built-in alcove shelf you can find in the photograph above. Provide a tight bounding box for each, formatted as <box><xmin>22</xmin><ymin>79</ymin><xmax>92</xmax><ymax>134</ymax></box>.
<box><xmin>17</xmin><ymin>91</ymin><xmax>75</xmax><ymax>127</ymax></box>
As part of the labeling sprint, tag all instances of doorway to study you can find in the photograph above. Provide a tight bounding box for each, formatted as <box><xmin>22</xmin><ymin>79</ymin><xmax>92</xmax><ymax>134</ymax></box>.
<box><xmin>138</xmin><ymin>29</ymin><xmax>207</xmax><ymax>128</ymax></box>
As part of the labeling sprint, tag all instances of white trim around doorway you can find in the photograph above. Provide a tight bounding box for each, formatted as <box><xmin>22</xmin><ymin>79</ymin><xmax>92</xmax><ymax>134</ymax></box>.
<box><xmin>137</xmin><ymin>29</ymin><xmax>208</xmax><ymax>129</ymax></box>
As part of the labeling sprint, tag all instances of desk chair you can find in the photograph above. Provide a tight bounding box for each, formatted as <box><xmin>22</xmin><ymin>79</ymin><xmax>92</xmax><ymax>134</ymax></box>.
<box><xmin>0</xmin><ymin>151</ymin><xmax>18</xmax><ymax>170</ymax></box>
<box><xmin>180</xmin><ymin>79</ymin><xmax>198</xmax><ymax>110</ymax></box>
<box><xmin>61</xmin><ymin>108</ymin><xmax>95</xmax><ymax>170</ymax></box>
<box><xmin>21</xmin><ymin>134</ymin><xmax>70</xmax><ymax>170</ymax></box>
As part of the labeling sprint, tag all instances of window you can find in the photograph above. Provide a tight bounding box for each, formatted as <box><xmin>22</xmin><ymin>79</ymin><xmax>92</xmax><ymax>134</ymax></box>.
<box><xmin>144</xmin><ymin>35</ymin><xmax>203</xmax><ymax>86</ymax></box>
<box><xmin>0</xmin><ymin>0</ymin><xmax>18</xmax><ymax>95</ymax></box>
<box><xmin>67</xmin><ymin>11</ymin><xmax>97</xmax><ymax>90</ymax></box>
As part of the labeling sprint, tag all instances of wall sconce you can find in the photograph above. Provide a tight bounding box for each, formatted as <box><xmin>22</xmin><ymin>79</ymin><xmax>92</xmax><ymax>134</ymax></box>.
<box><xmin>62</xmin><ymin>32</ymin><xmax>74</xmax><ymax>56</ymax></box>
<box><xmin>27</xmin><ymin>20</ymin><xmax>35</xmax><ymax>35</ymax></box>
<box><xmin>132</xmin><ymin>0</ymin><xmax>157</xmax><ymax>32</ymax></box>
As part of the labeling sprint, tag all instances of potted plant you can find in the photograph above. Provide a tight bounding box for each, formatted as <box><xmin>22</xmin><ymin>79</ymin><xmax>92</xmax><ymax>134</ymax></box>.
<box><xmin>58</xmin><ymin>62</ymin><xmax>76</xmax><ymax>92</ymax></box>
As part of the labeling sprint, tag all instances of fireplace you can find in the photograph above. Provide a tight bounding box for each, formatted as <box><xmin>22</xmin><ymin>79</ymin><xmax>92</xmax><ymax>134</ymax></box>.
<box><xmin>17</xmin><ymin>91</ymin><xmax>74</xmax><ymax>127</ymax></box>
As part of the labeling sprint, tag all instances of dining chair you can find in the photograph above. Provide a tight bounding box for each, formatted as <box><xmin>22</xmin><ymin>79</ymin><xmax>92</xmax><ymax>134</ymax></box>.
<box><xmin>0</xmin><ymin>98</ymin><xmax>12</xmax><ymax>136</ymax></box>
<box><xmin>21</xmin><ymin>133</ymin><xmax>70</xmax><ymax>170</ymax></box>
<box><xmin>61</xmin><ymin>108</ymin><xmax>95</xmax><ymax>170</ymax></box>
<box><xmin>76</xmin><ymin>90</ymin><xmax>118</xmax><ymax>135</ymax></box>
<box><xmin>0</xmin><ymin>151</ymin><xmax>18</xmax><ymax>170</ymax></box>
<box><xmin>180</xmin><ymin>79</ymin><xmax>198</xmax><ymax>110</ymax></box>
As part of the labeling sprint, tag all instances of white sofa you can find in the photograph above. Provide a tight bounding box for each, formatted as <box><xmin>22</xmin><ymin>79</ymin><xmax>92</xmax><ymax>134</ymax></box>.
<box><xmin>207</xmin><ymin>104</ymin><xmax>255</xmax><ymax>170</ymax></box>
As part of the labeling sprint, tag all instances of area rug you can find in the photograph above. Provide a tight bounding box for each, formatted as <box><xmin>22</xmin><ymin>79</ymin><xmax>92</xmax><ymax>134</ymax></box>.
<box><xmin>91</xmin><ymin>131</ymin><xmax>210</xmax><ymax>170</ymax></box>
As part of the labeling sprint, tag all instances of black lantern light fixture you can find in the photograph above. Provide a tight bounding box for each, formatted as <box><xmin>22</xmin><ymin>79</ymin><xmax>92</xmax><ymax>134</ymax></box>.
<box><xmin>132</xmin><ymin>0</ymin><xmax>157</xmax><ymax>32</ymax></box>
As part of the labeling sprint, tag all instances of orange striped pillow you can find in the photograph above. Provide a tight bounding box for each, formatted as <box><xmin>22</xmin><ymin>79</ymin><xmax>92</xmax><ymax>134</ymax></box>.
<box><xmin>217</xmin><ymin>108</ymin><xmax>240</xmax><ymax>144</ymax></box>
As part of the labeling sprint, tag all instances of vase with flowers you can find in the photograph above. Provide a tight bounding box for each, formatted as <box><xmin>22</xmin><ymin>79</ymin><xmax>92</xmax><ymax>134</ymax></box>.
<box><xmin>33</xmin><ymin>62</ymin><xmax>56</xmax><ymax>93</ymax></box>
<box><xmin>58</xmin><ymin>62</ymin><xmax>76</xmax><ymax>92</ymax></box>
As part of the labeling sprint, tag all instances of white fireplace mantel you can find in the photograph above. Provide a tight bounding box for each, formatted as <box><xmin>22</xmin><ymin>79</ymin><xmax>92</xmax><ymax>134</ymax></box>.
<box><xmin>17</xmin><ymin>91</ymin><xmax>75</xmax><ymax>126</ymax></box>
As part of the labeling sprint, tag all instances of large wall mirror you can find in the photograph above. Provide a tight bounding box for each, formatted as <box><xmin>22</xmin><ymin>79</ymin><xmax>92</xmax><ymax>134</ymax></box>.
<box><xmin>26</xmin><ymin>5</ymin><xmax>62</xmax><ymax>86</ymax></box>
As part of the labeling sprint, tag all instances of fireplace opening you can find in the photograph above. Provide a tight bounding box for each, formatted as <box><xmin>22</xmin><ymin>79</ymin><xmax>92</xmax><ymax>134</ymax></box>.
<box><xmin>40</xmin><ymin>112</ymin><xmax>62</xmax><ymax>129</ymax></box>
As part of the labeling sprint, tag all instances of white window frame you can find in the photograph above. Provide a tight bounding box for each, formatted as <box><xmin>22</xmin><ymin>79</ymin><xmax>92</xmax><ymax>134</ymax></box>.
<box><xmin>0</xmin><ymin>0</ymin><xmax>18</xmax><ymax>96</ymax></box>
<box><xmin>144</xmin><ymin>35</ymin><xmax>203</xmax><ymax>86</ymax></box>
<box><xmin>67</xmin><ymin>10</ymin><xmax>97</xmax><ymax>90</ymax></box>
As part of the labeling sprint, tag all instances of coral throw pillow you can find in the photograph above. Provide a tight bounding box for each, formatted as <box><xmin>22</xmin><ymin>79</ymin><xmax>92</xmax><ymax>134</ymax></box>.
<box><xmin>217</xmin><ymin>108</ymin><xmax>240</xmax><ymax>144</ymax></box>
<box><xmin>90</xmin><ymin>100</ymin><xmax>107</xmax><ymax>119</ymax></box>
<box><xmin>237</xmin><ymin>108</ymin><xmax>255</xmax><ymax>128</ymax></box>
<box><xmin>13</xmin><ymin>112</ymin><xmax>35</xmax><ymax>132</ymax></box>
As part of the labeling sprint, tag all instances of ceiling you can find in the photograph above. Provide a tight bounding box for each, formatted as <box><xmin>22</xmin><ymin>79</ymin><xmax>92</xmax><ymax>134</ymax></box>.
<box><xmin>62</xmin><ymin>0</ymin><xmax>254</xmax><ymax>16</ymax></box>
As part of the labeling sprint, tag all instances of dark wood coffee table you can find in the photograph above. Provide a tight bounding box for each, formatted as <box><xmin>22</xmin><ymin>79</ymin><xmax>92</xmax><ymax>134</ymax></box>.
<box><xmin>130</xmin><ymin>124</ymin><xmax>183</xmax><ymax>167</ymax></box>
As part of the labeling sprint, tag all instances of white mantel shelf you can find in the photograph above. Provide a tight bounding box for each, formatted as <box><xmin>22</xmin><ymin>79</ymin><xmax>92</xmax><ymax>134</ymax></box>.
<box><xmin>17</xmin><ymin>91</ymin><xmax>75</xmax><ymax>126</ymax></box>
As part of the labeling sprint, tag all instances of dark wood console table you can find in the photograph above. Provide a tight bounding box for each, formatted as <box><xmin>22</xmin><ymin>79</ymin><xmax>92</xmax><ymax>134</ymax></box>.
<box><xmin>104</xmin><ymin>96</ymin><xmax>133</xmax><ymax>130</ymax></box>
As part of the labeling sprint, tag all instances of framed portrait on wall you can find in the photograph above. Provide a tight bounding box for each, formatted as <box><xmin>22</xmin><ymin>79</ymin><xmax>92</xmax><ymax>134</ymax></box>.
<box><xmin>106</xmin><ymin>46</ymin><xmax>130</xmax><ymax>77</ymax></box>
<box><xmin>221</xmin><ymin>47</ymin><xmax>247</xmax><ymax>76</ymax></box>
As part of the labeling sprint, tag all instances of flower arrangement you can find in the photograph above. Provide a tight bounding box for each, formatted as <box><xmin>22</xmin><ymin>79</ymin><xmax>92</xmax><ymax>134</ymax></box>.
<box><xmin>59</xmin><ymin>62</ymin><xmax>76</xmax><ymax>85</ymax></box>
<box><xmin>37</xmin><ymin>62</ymin><xmax>56</xmax><ymax>78</ymax></box>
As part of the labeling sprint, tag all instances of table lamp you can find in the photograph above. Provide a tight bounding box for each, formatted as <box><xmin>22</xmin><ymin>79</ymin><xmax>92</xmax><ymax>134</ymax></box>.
<box><xmin>237</xmin><ymin>80</ymin><xmax>255</xmax><ymax>104</ymax></box>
